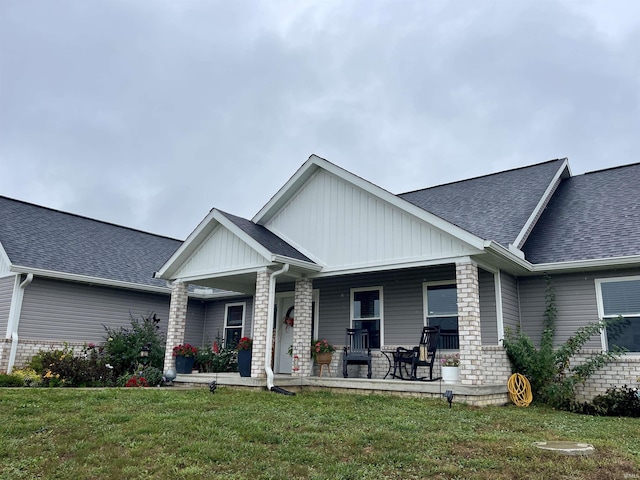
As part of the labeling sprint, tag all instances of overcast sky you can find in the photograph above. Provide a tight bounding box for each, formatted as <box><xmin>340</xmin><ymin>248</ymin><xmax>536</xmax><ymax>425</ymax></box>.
<box><xmin>1</xmin><ymin>0</ymin><xmax>639</xmax><ymax>240</ymax></box>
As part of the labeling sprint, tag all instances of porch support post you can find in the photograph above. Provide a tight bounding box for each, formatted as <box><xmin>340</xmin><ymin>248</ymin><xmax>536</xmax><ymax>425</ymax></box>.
<box><xmin>251</xmin><ymin>269</ymin><xmax>270</xmax><ymax>378</ymax></box>
<box><xmin>456</xmin><ymin>261</ymin><xmax>484</xmax><ymax>386</ymax></box>
<box><xmin>292</xmin><ymin>278</ymin><xmax>313</xmax><ymax>377</ymax></box>
<box><xmin>163</xmin><ymin>281</ymin><xmax>189</xmax><ymax>373</ymax></box>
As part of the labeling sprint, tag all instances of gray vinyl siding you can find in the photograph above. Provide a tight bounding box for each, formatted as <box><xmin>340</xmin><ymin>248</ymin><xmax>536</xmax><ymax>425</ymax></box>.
<box><xmin>19</xmin><ymin>278</ymin><xmax>171</xmax><ymax>342</ymax></box>
<box><xmin>500</xmin><ymin>271</ymin><xmax>520</xmax><ymax>332</ymax></box>
<box><xmin>0</xmin><ymin>275</ymin><xmax>15</xmax><ymax>335</ymax></box>
<box><xmin>313</xmin><ymin>265</ymin><xmax>456</xmax><ymax>347</ymax></box>
<box><xmin>478</xmin><ymin>268</ymin><xmax>498</xmax><ymax>344</ymax></box>
<box><xmin>518</xmin><ymin>268</ymin><xmax>640</xmax><ymax>348</ymax></box>
<box><xmin>183</xmin><ymin>300</ymin><xmax>206</xmax><ymax>347</ymax></box>
<box><xmin>202</xmin><ymin>296</ymin><xmax>254</xmax><ymax>345</ymax></box>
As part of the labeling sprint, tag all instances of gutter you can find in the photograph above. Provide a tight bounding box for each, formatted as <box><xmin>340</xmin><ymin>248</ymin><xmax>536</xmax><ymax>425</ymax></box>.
<box><xmin>6</xmin><ymin>273</ymin><xmax>33</xmax><ymax>373</ymax></box>
<box><xmin>264</xmin><ymin>264</ymin><xmax>289</xmax><ymax>391</ymax></box>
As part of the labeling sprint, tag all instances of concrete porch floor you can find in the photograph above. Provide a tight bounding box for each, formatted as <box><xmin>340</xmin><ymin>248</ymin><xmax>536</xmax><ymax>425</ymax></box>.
<box><xmin>174</xmin><ymin>372</ymin><xmax>510</xmax><ymax>407</ymax></box>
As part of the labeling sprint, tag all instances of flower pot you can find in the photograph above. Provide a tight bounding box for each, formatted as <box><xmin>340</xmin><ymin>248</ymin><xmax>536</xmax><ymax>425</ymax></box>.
<box><xmin>175</xmin><ymin>356</ymin><xmax>195</xmax><ymax>374</ymax></box>
<box><xmin>315</xmin><ymin>352</ymin><xmax>333</xmax><ymax>365</ymax></box>
<box><xmin>237</xmin><ymin>349</ymin><xmax>252</xmax><ymax>377</ymax></box>
<box><xmin>441</xmin><ymin>366</ymin><xmax>460</xmax><ymax>384</ymax></box>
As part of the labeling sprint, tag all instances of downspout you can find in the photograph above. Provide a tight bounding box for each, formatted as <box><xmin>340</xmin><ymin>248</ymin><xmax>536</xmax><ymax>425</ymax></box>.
<box><xmin>7</xmin><ymin>273</ymin><xmax>33</xmax><ymax>373</ymax></box>
<box><xmin>265</xmin><ymin>264</ymin><xmax>289</xmax><ymax>391</ymax></box>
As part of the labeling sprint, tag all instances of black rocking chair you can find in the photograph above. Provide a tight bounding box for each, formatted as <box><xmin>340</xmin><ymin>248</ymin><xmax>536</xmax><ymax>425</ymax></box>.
<box><xmin>342</xmin><ymin>328</ymin><xmax>372</xmax><ymax>379</ymax></box>
<box><xmin>394</xmin><ymin>326</ymin><xmax>441</xmax><ymax>381</ymax></box>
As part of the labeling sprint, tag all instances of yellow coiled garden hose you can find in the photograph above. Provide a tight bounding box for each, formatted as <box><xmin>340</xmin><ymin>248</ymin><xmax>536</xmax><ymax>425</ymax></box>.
<box><xmin>508</xmin><ymin>373</ymin><xmax>532</xmax><ymax>407</ymax></box>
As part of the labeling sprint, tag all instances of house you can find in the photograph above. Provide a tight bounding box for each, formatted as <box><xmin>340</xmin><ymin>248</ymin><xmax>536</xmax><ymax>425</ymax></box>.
<box><xmin>0</xmin><ymin>196</ymin><xmax>234</xmax><ymax>372</ymax></box>
<box><xmin>156</xmin><ymin>155</ymin><xmax>640</xmax><ymax>403</ymax></box>
<box><xmin>2</xmin><ymin>155</ymin><xmax>638</xmax><ymax>405</ymax></box>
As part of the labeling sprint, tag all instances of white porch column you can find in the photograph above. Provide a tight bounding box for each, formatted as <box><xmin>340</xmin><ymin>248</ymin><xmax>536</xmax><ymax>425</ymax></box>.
<box><xmin>163</xmin><ymin>281</ymin><xmax>189</xmax><ymax>373</ymax></box>
<box><xmin>251</xmin><ymin>269</ymin><xmax>270</xmax><ymax>378</ymax></box>
<box><xmin>456</xmin><ymin>261</ymin><xmax>484</xmax><ymax>386</ymax></box>
<box><xmin>292</xmin><ymin>278</ymin><xmax>313</xmax><ymax>377</ymax></box>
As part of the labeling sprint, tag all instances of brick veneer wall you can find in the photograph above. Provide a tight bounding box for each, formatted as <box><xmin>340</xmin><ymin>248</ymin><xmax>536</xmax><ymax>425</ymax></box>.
<box><xmin>0</xmin><ymin>339</ymin><xmax>86</xmax><ymax>372</ymax></box>
<box><xmin>163</xmin><ymin>281</ymin><xmax>189</xmax><ymax>373</ymax></box>
<box><xmin>481</xmin><ymin>345</ymin><xmax>512</xmax><ymax>385</ymax></box>
<box><xmin>571</xmin><ymin>351</ymin><xmax>640</xmax><ymax>401</ymax></box>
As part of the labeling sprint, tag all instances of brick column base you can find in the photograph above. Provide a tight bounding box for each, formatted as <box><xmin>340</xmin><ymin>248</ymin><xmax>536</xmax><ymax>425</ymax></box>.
<box><xmin>456</xmin><ymin>261</ymin><xmax>484</xmax><ymax>386</ymax></box>
<box><xmin>293</xmin><ymin>278</ymin><xmax>313</xmax><ymax>377</ymax></box>
<box><xmin>251</xmin><ymin>269</ymin><xmax>270</xmax><ymax>378</ymax></box>
<box><xmin>163</xmin><ymin>281</ymin><xmax>189</xmax><ymax>373</ymax></box>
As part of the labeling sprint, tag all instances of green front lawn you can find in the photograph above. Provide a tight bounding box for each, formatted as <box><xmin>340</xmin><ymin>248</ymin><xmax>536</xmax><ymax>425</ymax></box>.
<box><xmin>1</xmin><ymin>388</ymin><xmax>639</xmax><ymax>479</ymax></box>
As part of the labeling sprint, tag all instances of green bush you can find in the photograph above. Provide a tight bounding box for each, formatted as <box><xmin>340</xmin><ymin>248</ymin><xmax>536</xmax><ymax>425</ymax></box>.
<box><xmin>195</xmin><ymin>344</ymin><xmax>237</xmax><ymax>373</ymax></box>
<box><xmin>11</xmin><ymin>368</ymin><xmax>41</xmax><ymax>387</ymax></box>
<box><xmin>576</xmin><ymin>385</ymin><xmax>640</xmax><ymax>417</ymax></box>
<box><xmin>503</xmin><ymin>274</ymin><xmax>627</xmax><ymax>410</ymax></box>
<box><xmin>31</xmin><ymin>345</ymin><xmax>116</xmax><ymax>387</ymax></box>
<box><xmin>103</xmin><ymin>313</ymin><xmax>166</xmax><ymax>377</ymax></box>
<box><xmin>140</xmin><ymin>366</ymin><xmax>163</xmax><ymax>386</ymax></box>
<box><xmin>0</xmin><ymin>373</ymin><xmax>24</xmax><ymax>387</ymax></box>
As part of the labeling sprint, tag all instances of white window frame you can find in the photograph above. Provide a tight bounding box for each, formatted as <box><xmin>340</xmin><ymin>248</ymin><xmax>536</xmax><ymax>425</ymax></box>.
<box><xmin>595</xmin><ymin>275</ymin><xmax>640</xmax><ymax>354</ymax></box>
<box><xmin>423</xmin><ymin>280</ymin><xmax>459</xmax><ymax>351</ymax></box>
<box><xmin>350</xmin><ymin>286</ymin><xmax>383</xmax><ymax>350</ymax></box>
<box><xmin>224</xmin><ymin>302</ymin><xmax>246</xmax><ymax>348</ymax></box>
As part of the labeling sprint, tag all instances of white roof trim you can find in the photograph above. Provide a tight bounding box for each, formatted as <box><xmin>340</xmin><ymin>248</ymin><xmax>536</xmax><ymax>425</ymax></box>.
<box><xmin>156</xmin><ymin>208</ymin><xmax>319</xmax><ymax>280</ymax></box>
<box><xmin>0</xmin><ymin>242</ymin><xmax>11</xmax><ymax>268</ymax></box>
<box><xmin>530</xmin><ymin>255</ymin><xmax>640</xmax><ymax>272</ymax></box>
<box><xmin>253</xmin><ymin>154</ymin><xmax>486</xmax><ymax>250</ymax></box>
<box><xmin>10</xmin><ymin>265</ymin><xmax>172</xmax><ymax>294</ymax></box>
<box><xmin>513</xmin><ymin>158</ymin><xmax>570</xmax><ymax>249</ymax></box>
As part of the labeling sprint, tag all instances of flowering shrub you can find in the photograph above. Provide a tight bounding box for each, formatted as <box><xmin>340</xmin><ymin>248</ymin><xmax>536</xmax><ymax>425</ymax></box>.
<box><xmin>12</xmin><ymin>368</ymin><xmax>41</xmax><ymax>387</ymax></box>
<box><xmin>311</xmin><ymin>339</ymin><xmax>335</xmax><ymax>358</ymax></box>
<box><xmin>236</xmin><ymin>337</ymin><xmax>253</xmax><ymax>351</ymax></box>
<box><xmin>103</xmin><ymin>313</ymin><xmax>166</xmax><ymax>376</ymax></box>
<box><xmin>29</xmin><ymin>344</ymin><xmax>115</xmax><ymax>387</ymax></box>
<box><xmin>441</xmin><ymin>354</ymin><xmax>460</xmax><ymax>367</ymax></box>
<box><xmin>173</xmin><ymin>343</ymin><xmax>198</xmax><ymax>357</ymax></box>
<box><xmin>125</xmin><ymin>375</ymin><xmax>148</xmax><ymax>388</ymax></box>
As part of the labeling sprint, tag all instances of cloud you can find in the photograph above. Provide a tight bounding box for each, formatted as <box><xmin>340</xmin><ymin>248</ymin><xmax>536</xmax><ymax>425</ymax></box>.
<box><xmin>1</xmin><ymin>0</ymin><xmax>638</xmax><ymax>239</ymax></box>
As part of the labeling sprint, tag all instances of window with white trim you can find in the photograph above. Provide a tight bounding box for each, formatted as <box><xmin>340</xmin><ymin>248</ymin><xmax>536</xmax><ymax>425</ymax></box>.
<box><xmin>224</xmin><ymin>302</ymin><xmax>246</xmax><ymax>349</ymax></box>
<box><xmin>351</xmin><ymin>287</ymin><xmax>382</xmax><ymax>349</ymax></box>
<box><xmin>598</xmin><ymin>277</ymin><xmax>640</xmax><ymax>352</ymax></box>
<box><xmin>424</xmin><ymin>282</ymin><xmax>459</xmax><ymax>350</ymax></box>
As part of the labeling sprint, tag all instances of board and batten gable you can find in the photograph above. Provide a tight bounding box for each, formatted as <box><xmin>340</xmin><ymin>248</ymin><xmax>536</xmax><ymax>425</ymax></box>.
<box><xmin>0</xmin><ymin>248</ymin><xmax>10</xmax><ymax>277</ymax></box>
<box><xmin>0</xmin><ymin>275</ymin><xmax>14</xmax><ymax>337</ymax></box>
<box><xmin>264</xmin><ymin>169</ymin><xmax>479</xmax><ymax>270</ymax></box>
<box><xmin>172</xmin><ymin>224</ymin><xmax>270</xmax><ymax>280</ymax></box>
<box><xmin>18</xmin><ymin>278</ymin><xmax>173</xmax><ymax>342</ymax></box>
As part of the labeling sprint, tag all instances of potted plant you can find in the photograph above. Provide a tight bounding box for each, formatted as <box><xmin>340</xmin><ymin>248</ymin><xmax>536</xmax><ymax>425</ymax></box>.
<box><xmin>236</xmin><ymin>336</ymin><xmax>253</xmax><ymax>377</ymax></box>
<box><xmin>441</xmin><ymin>353</ymin><xmax>460</xmax><ymax>384</ymax></box>
<box><xmin>311</xmin><ymin>339</ymin><xmax>336</xmax><ymax>366</ymax></box>
<box><xmin>172</xmin><ymin>343</ymin><xmax>198</xmax><ymax>374</ymax></box>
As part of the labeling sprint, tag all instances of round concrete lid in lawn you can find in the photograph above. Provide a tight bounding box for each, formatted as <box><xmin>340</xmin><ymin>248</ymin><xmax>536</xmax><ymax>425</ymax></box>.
<box><xmin>534</xmin><ymin>441</ymin><xmax>595</xmax><ymax>456</ymax></box>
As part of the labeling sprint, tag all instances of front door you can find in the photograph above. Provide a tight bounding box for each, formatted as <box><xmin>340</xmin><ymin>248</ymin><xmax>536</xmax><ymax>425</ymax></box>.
<box><xmin>275</xmin><ymin>293</ymin><xmax>295</xmax><ymax>374</ymax></box>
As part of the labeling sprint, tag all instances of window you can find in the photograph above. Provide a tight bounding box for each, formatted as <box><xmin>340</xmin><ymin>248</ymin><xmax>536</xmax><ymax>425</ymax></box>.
<box><xmin>424</xmin><ymin>282</ymin><xmax>459</xmax><ymax>349</ymax></box>
<box><xmin>224</xmin><ymin>302</ymin><xmax>246</xmax><ymax>349</ymax></box>
<box><xmin>351</xmin><ymin>287</ymin><xmax>382</xmax><ymax>349</ymax></box>
<box><xmin>597</xmin><ymin>277</ymin><xmax>640</xmax><ymax>352</ymax></box>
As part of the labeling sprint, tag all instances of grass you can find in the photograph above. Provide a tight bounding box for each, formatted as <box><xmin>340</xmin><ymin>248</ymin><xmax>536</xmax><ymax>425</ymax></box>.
<box><xmin>1</xmin><ymin>387</ymin><xmax>639</xmax><ymax>479</ymax></box>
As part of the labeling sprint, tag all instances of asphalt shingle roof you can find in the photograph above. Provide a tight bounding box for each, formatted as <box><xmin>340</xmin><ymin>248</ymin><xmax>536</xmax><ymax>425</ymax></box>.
<box><xmin>219</xmin><ymin>210</ymin><xmax>315</xmax><ymax>263</ymax></box>
<box><xmin>522</xmin><ymin>163</ymin><xmax>640</xmax><ymax>263</ymax></box>
<box><xmin>0</xmin><ymin>196</ymin><xmax>182</xmax><ymax>288</ymax></box>
<box><xmin>398</xmin><ymin>159</ymin><xmax>566</xmax><ymax>247</ymax></box>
